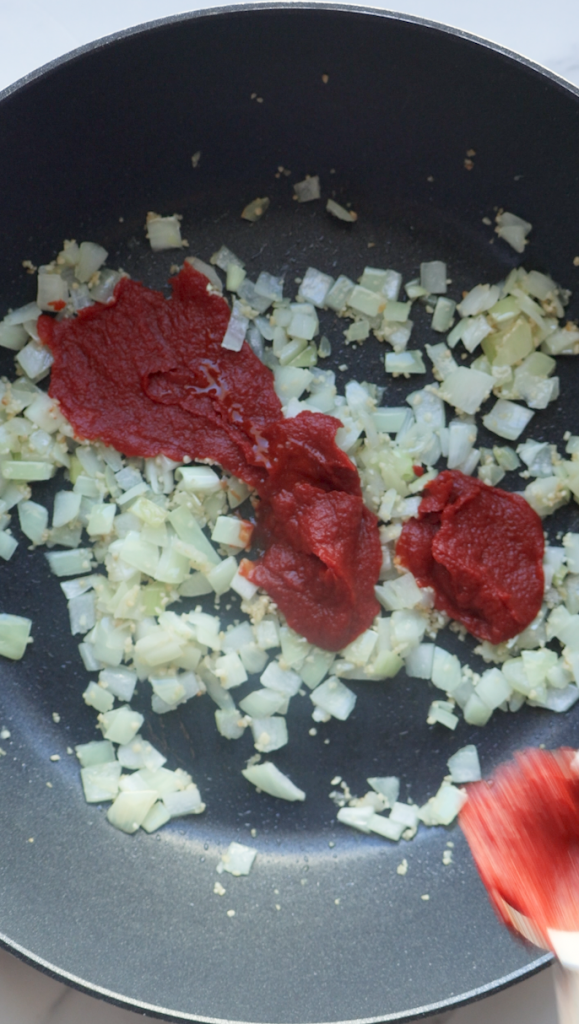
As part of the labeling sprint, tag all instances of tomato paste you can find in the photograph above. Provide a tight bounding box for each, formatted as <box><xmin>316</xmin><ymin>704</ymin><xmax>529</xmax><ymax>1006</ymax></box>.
<box><xmin>38</xmin><ymin>264</ymin><xmax>381</xmax><ymax>651</ymax></box>
<box><xmin>460</xmin><ymin>748</ymin><xmax>579</xmax><ymax>936</ymax></box>
<box><xmin>396</xmin><ymin>469</ymin><xmax>544</xmax><ymax>644</ymax></box>
<box><xmin>40</xmin><ymin>266</ymin><xmax>280</xmax><ymax>490</ymax></box>
<box><xmin>247</xmin><ymin>412</ymin><xmax>382</xmax><ymax>650</ymax></box>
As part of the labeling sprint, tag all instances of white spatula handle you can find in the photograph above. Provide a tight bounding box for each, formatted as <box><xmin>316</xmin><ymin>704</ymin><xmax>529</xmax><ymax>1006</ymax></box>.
<box><xmin>554</xmin><ymin>966</ymin><xmax>579</xmax><ymax>1024</ymax></box>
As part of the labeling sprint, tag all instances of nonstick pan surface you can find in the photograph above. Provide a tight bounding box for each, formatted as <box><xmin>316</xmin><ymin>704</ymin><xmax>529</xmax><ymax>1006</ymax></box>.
<box><xmin>0</xmin><ymin>5</ymin><xmax>577</xmax><ymax>1021</ymax></box>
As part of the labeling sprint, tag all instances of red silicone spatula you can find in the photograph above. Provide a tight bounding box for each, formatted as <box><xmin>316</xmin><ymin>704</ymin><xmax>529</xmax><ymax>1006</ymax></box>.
<box><xmin>459</xmin><ymin>748</ymin><xmax>579</xmax><ymax>1024</ymax></box>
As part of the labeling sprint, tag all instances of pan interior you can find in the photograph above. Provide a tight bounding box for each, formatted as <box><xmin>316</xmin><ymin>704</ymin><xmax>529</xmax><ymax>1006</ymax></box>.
<box><xmin>0</xmin><ymin>6</ymin><xmax>577</xmax><ymax>1022</ymax></box>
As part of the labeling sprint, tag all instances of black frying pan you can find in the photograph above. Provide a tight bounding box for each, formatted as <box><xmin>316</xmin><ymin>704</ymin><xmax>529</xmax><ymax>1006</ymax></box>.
<box><xmin>0</xmin><ymin>5</ymin><xmax>576</xmax><ymax>1021</ymax></box>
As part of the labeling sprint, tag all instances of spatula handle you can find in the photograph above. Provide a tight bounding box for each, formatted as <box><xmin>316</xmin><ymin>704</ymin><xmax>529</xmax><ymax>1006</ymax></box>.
<box><xmin>554</xmin><ymin>966</ymin><xmax>579</xmax><ymax>1024</ymax></box>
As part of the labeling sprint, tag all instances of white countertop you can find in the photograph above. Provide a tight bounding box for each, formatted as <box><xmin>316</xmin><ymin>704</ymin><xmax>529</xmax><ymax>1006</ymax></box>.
<box><xmin>0</xmin><ymin>1</ymin><xmax>572</xmax><ymax>1022</ymax></box>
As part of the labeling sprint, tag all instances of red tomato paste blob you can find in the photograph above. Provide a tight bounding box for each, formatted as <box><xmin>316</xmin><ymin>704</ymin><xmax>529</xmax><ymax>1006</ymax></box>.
<box><xmin>247</xmin><ymin>412</ymin><xmax>382</xmax><ymax>650</ymax></box>
<box><xmin>40</xmin><ymin>266</ymin><xmax>280</xmax><ymax>490</ymax></box>
<box><xmin>396</xmin><ymin>469</ymin><xmax>544</xmax><ymax>644</ymax></box>
<box><xmin>460</xmin><ymin>748</ymin><xmax>579</xmax><ymax>936</ymax></box>
<box><xmin>39</xmin><ymin>264</ymin><xmax>381</xmax><ymax>651</ymax></box>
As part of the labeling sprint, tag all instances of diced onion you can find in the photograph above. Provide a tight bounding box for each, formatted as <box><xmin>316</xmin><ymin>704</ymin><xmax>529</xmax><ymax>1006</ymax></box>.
<box><xmin>242</xmin><ymin>762</ymin><xmax>305</xmax><ymax>801</ymax></box>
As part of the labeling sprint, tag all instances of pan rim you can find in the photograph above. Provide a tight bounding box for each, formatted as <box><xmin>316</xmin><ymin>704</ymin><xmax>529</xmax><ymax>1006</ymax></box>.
<box><xmin>1</xmin><ymin>1</ymin><xmax>579</xmax><ymax>106</ymax></box>
<box><xmin>0</xmin><ymin>931</ymin><xmax>554</xmax><ymax>1023</ymax></box>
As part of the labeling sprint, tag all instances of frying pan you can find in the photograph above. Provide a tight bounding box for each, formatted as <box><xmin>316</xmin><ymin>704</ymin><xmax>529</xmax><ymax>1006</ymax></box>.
<box><xmin>0</xmin><ymin>4</ymin><xmax>577</xmax><ymax>1021</ymax></box>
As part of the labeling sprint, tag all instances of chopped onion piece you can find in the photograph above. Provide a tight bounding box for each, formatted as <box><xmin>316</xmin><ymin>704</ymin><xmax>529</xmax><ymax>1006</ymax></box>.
<box><xmin>99</xmin><ymin>705</ymin><xmax>144</xmax><ymax>745</ymax></box>
<box><xmin>463</xmin><ymin>693</ymin><xmax>493</xmax><ymax>727</ymax></box>
<box><xmin>68</xmin><ymin>592</ymin><xmax>96</xmax><ymax>635</ymax></box>
<box><xmin>242</xmin><ymin>761</ymin><xmax>305</xmax><ymax>801</ymax></box>
<box><xmin>348</xmin><ymin>286</ymin><xmax>385</xmax><ymax>318</ymax></box>
<box><xmin>91</xmin><ymin>269</ymin><xmax>122</xmax><ymax>304</ymax></box>
<box><xmin>344</xmin><ymin>320</ymin><xmax>370</xmax><ymax>343</ymax></box>
<box><xmin>427</xmin><ymin>700</ymin><xmax>458</xmax><ymax>730</ymax></box>
<box><xmin>367</xmin><ymin>776</ymin><xmax>400</xmax><ymax>807</ymax></box>
<box><xmin>0</xmin><ymin>613</ymin><xmax>32</xmax><ymax>660</ymax></box>
<box><xmin>141</xmin><ymin>802</ymin><xmax>171</xmax><ymax>833</ymax></box>
<box><xmin>300</xmin><ymin>648</ymin><xmax>335</xmax><ymax>689</ymax></box>
<box><xmin>239</xmin><ymin>688</ymin><xmax>288</xmax><ymax>717</ymax></box>
<box><xmin>447</xmin><ymin>745</ymin><xmax>481</xmax><ymax>783</ymax></box>
<box><xmin>0</xmin><ymin>322</ymin><xmax>27</xmax><ymax>351</ymax></box>
<box><xmin>404</xmin><ymin>643</ymin><xmax>435</xmax><ymax>679</ymax></box>
<box><xmin>418</xmin><ymin>781</ymin><xmax>466</xmax><ymax>825</ymax></box>
<box><xmin>76</xmin><ymin>242</ymin><xmax>108</xmax><ymax>283</ymax></box>
<box><xmin>337</xmin><ymin>806</ymin><xmax>374</xmax><ymax>832</ymax></box>
<box><xmin>117</xmin><ymin>736</ymin><xmax>166</xmax><ymax>771</ymax></box>
<box><xmin>211</xmin><ymin>516</ymin><xmax>252</xmax><ymax>548</ymax></box>
<box><xmin>457</xmin><ymin>284</ymin><xmax>501</xmax><ymax>317</ymax></box>
<box><xmin>221</xmin><ymin>618</ymin><xmax>253</xmax><ymax>651</ymax></box>
<box><xmin>221</xmin><ymin>300</ymin><xmax>248</xmax><ymax>352</ymax></box>
<box><xmin>460</xmin><ymin>315</ymin><xmax>492</xmax><ymax>353</ymax></box>
<box><xmin>431</xmin><ymin>647</ymin><xmax>462</xmax><ymax>693</ymax></box>
<box><xmin>99</xmin><ymin>667</ymin><xmax>137</xmax><ymax>702</ymax></box>
<box><xmin>495</xmin><ymin>211</ymin><xmax>532</xmax><ymax>253</ymax></box>
<box><xmin>390</xmin><ymin>802</ymin><xmax>419</xmax><ymax>829</ymax></box>
<box><xmin>439</xmin><ymin>367</ymin><xmax>494</xmax><ymax>415</ymax></box>
<box><xmin>376</xmin><ymin>575</ymin><xmax>424</xmax><ymax>612</ymax></box>
<box><xmin>255</xmin><ymin>271</ymin><xmax>284</xmax><ymax>303</ymax></box>
<box><xmin>177</xmin><ymin>466</ymin><xmax>221</xmax><ymax>493</ymax></box>
<box><xmin>294</xmin><ymin>176</ymin><xmax>320</xmax><ymax>203</ymax></box>
<box><xmin>385</xmin><ymin>351</ymin><xmax>426</xmax><ymax>375</ymax></box>
<box><xmin>80</xmin><ymin>762</ymin><xmax>121</xmax><ymax>803</ymax></box>
<box><xmin>373</xmin><ymin>407</ymin><xmax>408</xmax><ymax>433</ymax></box>
<box><xmin>310</xmin><ymin>677</ymin><xmax>356</xmax><ymax>721</ymax></box>
<box><xmin>107</xmin><ymin>790</ymin><xmax>157</xmax><ymax>833</ymax></box>
<box><xmin>206</xmin><ymin>556</ymin><xmax>238</xmax><ymax>595</ymax></box>
<box><xmin>250</xmin><ymin>716</ymin><xmax>288</xmax><ymax>752</ymax></box>
<box><xmin>3</xmin><ymin>301</ymin><xmax>41</xmax><ymax>326</ymax></box>
<box><xmin>299</xmin><ymin>267</ymin><xmax>334</xmax><ymax>308</ymax></box>
<box><xmin>45</xmin><ymin>548</ymin><xmax>95</xmax><ymax>577</ymax></box>
<box><xmin>211</xmin><ymin>245</ymin><xmax>244</xmax><ymax>271</ymax></box>
<box><xmin>525</xmin><ymin>476</ymin><xmax>570</xmax><ymax>517</ymax></box>
<box><xmin>150</xmin><ymin>677</ymin><xmax>187</xmax><ymax>710</ymax></box>
<box><xmin>215</xmin><ymin>708</ymin><xmax>246</xmax><ymax>739</ymax></box>
<box><xmin>476</xmin><ymin>668</ymin><xmax>511</xmax><ymax>709</ymax></box>
<box><xmin>389</xmin><ymin>609</ymin><xmax>428</xmax><ymax>655</ymax></box>
<box><xmin>447</xmin><ymin>420</ymin><xmax>476</xmax><ymax>470</ymax></box>
<box><xmin>325</xmin><ymin>275</ymin><xmax>355</xmax><ymax>312</ymax></box>
<box><xmin>215</xmin><ymin>651</ymin><xmax>248</xmax><ymax>689</ymax></box>
<box><xmin>529</xmin><ymin>684</ymin><xmax>579</xmax><ymax>712</ymax></box>
<box><xmin>340</xmin><ymin>629</ymin><xmax>377</xmax><ymax>666</ymax></box>
<box><xmin>241</xmin><ymin>197</ymin><xmax>270</xmax><ymax>222</ymax></box>
<box><xmin>145</xmin><ymin>212</ymin><xmax>184</xmax><ymax>251</ymax></box>
<box><xmin>75</xmin><ymin>740</ymin><xmax>115</xmax><ymax>767</ymax></box>
<box><xmin>18</xmin><ymin>500</ymin><xmax>48</xmax><ymax>544</ymax></box>
<box><xmin>383</xmin><ymin>300</ymin><xmax>411</xmax><ymax>323</ymax></box>
<box><xmin>87</xmin><ymin>503</ymin><xmax>116</xmax><ymax>536</ymax></box>
<box><xmin>36</xmin><ymin>271</ymin><xmax>69</xmax><ymax>312</ymax></box>
<box><xmin>420</xmin><ymin>261</ymin><xmax>447</xmax><ymax>294</ymax></box>
<box><xmin>1</xmin><ymin>459</ymin><xmax>54</xmax><ymax>481</ymax></box>
<box><xmin>218</xmin><ymin>841</ymin><xmax>257</xmax><ymax>875</ymax></box>
<box><xmin>482</xmin><ymin>399</ymin><xmax>534</xmax><ymax>440</ymax></box>
<box><xmin>368</xmin><ymin>813</ymin><xmax>404</xmax><ymax>841</ymax></box>
<box><xmin>0</xmin><ymin>532</ymin><xmax>18</xmax><ymax>561</ymax></box>
<box><xmin>163</xmin><ymin>785</ymin><xmax>205</xmax><ymax>817</ymax></box>
<box><xmin>432</xmin><ymin>297</ymin><xmax>455</xmax><ymax>333</ymax></box>
<box><xmin>326</xmin><ymin>198</ymin><xmax>356</xmax><ymax>223</ymax></box>
<box><xmin>25</xmin><ymin>392</ymin><xmax>66</xmax><ymax>433</ymax></box>
<box><xmin>260</xmin><ymin>661</ymin><xmax>301</xmax><ymax>696</ymax></box>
